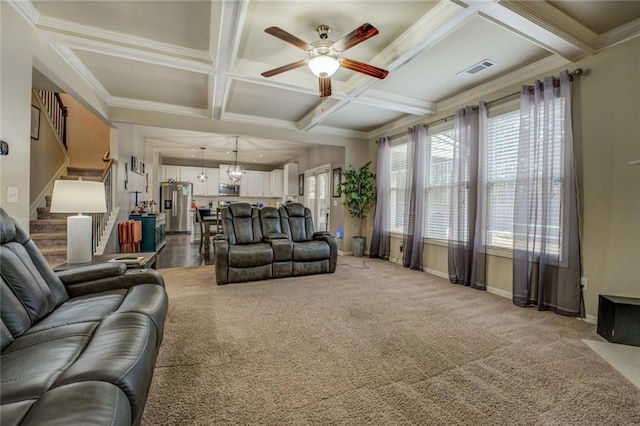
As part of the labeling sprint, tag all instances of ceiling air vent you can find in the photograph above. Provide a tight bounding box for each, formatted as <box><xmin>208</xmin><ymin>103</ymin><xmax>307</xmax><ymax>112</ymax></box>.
<box><xmin>456</xmin><ymin>59</ymin><xmax>496</xmax><ymax>79</ymax></box>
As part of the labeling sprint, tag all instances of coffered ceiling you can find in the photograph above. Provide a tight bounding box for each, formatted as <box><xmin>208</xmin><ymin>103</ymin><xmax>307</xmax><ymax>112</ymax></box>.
<box><xmin>17</xmin><ymin>0</ymin><xmax>640</xmax><ymax>166</ymax></box>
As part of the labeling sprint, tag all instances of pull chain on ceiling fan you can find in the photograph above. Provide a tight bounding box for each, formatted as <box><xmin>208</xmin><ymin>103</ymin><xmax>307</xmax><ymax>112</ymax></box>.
<box><xmin>261</xmin><ymin>23</ymin><xmax>388</xmax><ymax>98</ymax></box>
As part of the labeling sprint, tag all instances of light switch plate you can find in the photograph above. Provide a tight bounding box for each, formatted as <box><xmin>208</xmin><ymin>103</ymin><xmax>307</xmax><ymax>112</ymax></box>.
<box><xmin>7</xmin><ymin>187</ymin><xmax>18</xmax><ymax>203</ymax></box>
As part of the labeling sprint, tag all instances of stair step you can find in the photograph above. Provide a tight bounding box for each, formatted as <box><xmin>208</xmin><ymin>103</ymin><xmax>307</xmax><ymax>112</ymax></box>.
<box><xmin>60</xmin><ymin>175</ymin><xmax>103</xmax><ymax>182</ymax></box>
<box><xmin>30</xmin><ymin>219</ymin><xmax>67</xmax><ymax>233</ymax></box>
<box><xmin>36</xmin><ymin>207</ymin><xmax>74</xmax><ymax>220</ymax></box>
<box><xmin>31</xmin><ymin>232</ymin><xmax>67</xmax><ymax>249</ymax></box>
<box><xmin>43</xmin><ymin>253</ymin><xmax>68</xmax><ymax>269</ymax></box>
<box><xmin>66</xmin><ymin>167</ymin><xmax>104</xmax><ymax>177</ymax></box>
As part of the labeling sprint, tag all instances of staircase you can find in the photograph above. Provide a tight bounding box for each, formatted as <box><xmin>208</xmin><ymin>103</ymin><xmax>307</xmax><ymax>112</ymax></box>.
<box><xmin>30</xmin><ymin>167</ymin><xmax>105</xmax><ymax>267</ymax></box>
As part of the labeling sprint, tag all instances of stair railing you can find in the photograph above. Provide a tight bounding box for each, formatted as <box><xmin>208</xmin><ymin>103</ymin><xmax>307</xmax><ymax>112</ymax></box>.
<box><xmin>37</xmin><ymin>90</ymin><xmax>68</xmax><ymax>149</ymax></box>
<box><xmin>90</xmin><ymin>150</ymin><xmax>114</xmax><ymax>254</ymax></box>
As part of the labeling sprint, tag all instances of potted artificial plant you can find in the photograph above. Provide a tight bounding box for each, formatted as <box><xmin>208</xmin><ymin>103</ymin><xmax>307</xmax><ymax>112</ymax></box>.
<box><xmin>339</xmin><ymin>161</ymin><xmax>377</xmax><ymax>257</ymax></box>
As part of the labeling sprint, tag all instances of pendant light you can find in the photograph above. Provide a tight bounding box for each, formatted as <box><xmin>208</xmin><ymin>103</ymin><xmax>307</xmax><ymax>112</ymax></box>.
<box><xmin>197</xmin><ymin>147</ymin><xmax>208</xmax><ymax>183</ymax></box>
<box><xmin>227</xmin><ymin>136</ymin><xmax>245</xmax><ymax>182</ymax></box>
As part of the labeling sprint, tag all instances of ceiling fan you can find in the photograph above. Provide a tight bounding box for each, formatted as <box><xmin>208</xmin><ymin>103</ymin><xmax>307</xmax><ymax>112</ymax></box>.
<box><xmin>261</xmin><ymin>23</ymin><xmax>389</xmax><ymax>98</ymax></box>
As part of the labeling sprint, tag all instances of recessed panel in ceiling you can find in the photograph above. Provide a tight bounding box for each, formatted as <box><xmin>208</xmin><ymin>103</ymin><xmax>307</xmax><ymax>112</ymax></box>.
<box><xmin>549</xmin><ymin>1</ymin><xmax>640</xmax><ymax>34</ymax></box>
<box><xmin>320</xmin><ymin>102</ymin><xmax>406</xmax><ymax>133</ymax></box>
<box><xmin>376</xmin><ymin>15</ymin><xmax>550</xmax><ymax>103</ymax></box>
<box><xmin>75</xmin><ymin>50</ymin><xmax>209</xmax><ymax>108</ymax></box>
<box><xmin>238</xmin><ymin>1</ymin><xmax>439</xmax><ymax>83</ymax></box>
<box><xmin>32</xmin><ymin>0</ymin><xmax>211</xmax><ymax>50</ymax></box>
<box><xmin>225</xmin><ymin>80</ymin><xmax>320</xmax><ymax>122</ymax></box>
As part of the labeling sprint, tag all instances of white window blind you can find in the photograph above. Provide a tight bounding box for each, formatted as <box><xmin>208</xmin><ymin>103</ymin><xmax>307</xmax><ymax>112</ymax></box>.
<box><xmin>390</xmin><ymin>140</ymin><xmax>407</xmax><ymax>233</ymax></box>
<box><xmin>486</xmin><ymin>110</ymin><xmax>519</xmax><ymax>250</ymax></box>
<box><xmin>425</xmin><ymin>129</ymin><xmax>454</xmax><ymax>240</ymax></box>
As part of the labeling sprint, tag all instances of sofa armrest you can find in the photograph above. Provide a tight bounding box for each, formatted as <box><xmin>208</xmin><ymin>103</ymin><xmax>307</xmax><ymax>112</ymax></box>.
<box><xmin>56</xmin><ymin>262</ymin><xmax>126</xmax><ymax>285</ymax></box>
<box><xmin>214</xmin><ymin>238</ymin><xmax>229</xmax><ymax>285</ymax></box>
<box><xmin>313</xmin><ymin>233</ymin><xmax>338</xmax><ymax>273</ymax></box>
<box><xmin>59</xmin><ymin>265</ymin><xmax>166</xmax><ymax>298</ymax></box>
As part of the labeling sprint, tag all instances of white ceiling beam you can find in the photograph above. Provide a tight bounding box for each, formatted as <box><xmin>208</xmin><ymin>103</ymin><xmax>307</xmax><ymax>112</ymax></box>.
<box><xmin>478</xmin><ymin>0</ymin><xmax>597</xmax><ymax>62</ymax></box>
<box><xmin>211</xmin><ymin>0</ymin><xmax>248</xmax><ymax>120</ymax></box>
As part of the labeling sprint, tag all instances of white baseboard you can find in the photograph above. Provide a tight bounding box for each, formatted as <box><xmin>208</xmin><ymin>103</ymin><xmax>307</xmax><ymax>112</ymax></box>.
<box><xmin>486</xmin><ymin>286</ymin><xmax>512</xmax><ymax>299</ymax></box>
<box><xmin>338</xmin><ymin>250</ymin><xmax>353</xmax><ymax>256</ymax></box>
<box><xmin>423</xmin><ymin>267</ymin><xmax>449</xmax><ymax>280</ymax></box>
<box><xmin>582</xmin><ymin>314</ymin><xmax>597</xmax><ymax>324</ymax></box>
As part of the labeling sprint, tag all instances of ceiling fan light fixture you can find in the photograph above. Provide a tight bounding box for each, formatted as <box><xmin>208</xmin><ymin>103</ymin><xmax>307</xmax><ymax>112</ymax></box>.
<box><xmin>308</xmin><ymin>55</ymin><xmax>340</xmax><ymax>77</ymax></box>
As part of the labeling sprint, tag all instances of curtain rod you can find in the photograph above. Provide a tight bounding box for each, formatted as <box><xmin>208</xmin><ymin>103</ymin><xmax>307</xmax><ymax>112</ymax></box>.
<box><xmin>387</xmin><ymin>68</ymin><xmax>583</xmax><ymax>141</ymax></box>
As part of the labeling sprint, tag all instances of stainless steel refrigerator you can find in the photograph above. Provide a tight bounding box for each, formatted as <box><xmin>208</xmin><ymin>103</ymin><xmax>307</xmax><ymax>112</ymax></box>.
<box><xmin>160</xmin><ymin>181</ymin><xmax>192</xmax><ymax>233</ymax></box>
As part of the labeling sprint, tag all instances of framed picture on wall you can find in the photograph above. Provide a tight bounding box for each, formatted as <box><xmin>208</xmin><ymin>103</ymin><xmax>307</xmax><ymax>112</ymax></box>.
<box><xmin>30</xmin><ymin>105</ymin><xmax>40</xmax><ymax>140</ymax></box>
<box><xmin>131</xmin><ymin>156</ymin><xmax>145</xmax><ymax>175</ymax></box>
<box><xmin>332</xmin><ymin>167</ymin><xmax>342</xmax><ymax>197</ymax></box>
<box><xmin>298</xmin><ymin>174</ymin><xmax>304</xmax><ymax>196</ymax></box>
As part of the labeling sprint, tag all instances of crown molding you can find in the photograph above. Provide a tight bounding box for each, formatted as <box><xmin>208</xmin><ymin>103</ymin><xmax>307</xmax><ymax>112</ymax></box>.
<box><xmin>109</xmin><ymin>97</ymin><xmax>210</xmax><ymax>118</ymax></box>
<box><xmin>51</xmin><ymin>45</ymin><xmax>111</xmax><ymax>102</ymax></box>
<box><xmin>597</xmin><ymin>17</ymin><xmax>640</xmax><ymax>51</ymax></box>
<box><xmin>6</xmin><ymin>0</ymin><xmax>40</xmax><ymax>29</ymax></box>
<box><xmin>354</xmin><ymin>90</ymin><xmax>435</xmax><ymax>116</ymax></box>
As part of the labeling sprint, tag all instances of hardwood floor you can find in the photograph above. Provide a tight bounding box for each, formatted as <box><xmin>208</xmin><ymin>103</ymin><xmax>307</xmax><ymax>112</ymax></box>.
<box><xmin>156</xmin><ymin>233</ymin><xmax>214</xmax><ymax>269</ymax></box>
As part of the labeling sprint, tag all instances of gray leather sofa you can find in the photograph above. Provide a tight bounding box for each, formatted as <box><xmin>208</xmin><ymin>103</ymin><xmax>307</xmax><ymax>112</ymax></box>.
<box><xmin>0</xmin><ymin>208</ymin><xmax>168</xmax><ymax>426</ymax></box>
<box><xmin>214</xmin><ymin>203</ymin><xmax>337</xmax><ymax>284</ymax></box>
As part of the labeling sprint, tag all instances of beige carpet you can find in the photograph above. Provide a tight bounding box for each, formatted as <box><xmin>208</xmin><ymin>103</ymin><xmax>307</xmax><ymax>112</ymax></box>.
<box><xmin>142</xmin><ymin>258</ymin><xmax>640</xmax><ymax>425</ymax></box>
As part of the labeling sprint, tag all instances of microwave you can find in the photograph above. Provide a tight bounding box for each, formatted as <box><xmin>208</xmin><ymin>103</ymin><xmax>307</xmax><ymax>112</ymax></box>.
<box><xmin>219</xmin><ymin>183</ymin><xmax>240</xmax><ymax>196</ymax></box>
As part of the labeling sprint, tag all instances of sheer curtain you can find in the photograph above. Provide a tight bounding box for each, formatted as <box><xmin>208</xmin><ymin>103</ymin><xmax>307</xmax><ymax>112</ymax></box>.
<box><xmin>370</xmin><ymin>137</ymin><xmax>391</xmax><ymax>260</ymax></box>
<box><xmin>513</xmin><ymin>70</ymin><xmax>583</xmax><ymax>316</ymax></box>
<box><xmin>403</xmin><ymin>125</ymin><xmax>427</xmax><ymax>270</ymax></box>
<box><xmin>448</xmin><ymin>103</ymin><xmax>487</xmax><ymax>289</ymax></box>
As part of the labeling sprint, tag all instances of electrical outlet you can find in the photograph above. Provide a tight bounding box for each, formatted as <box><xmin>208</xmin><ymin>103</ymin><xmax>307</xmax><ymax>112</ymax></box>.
<box><xmin>581</xmin><ymin>277</ymin><xmax>588</xmax><ymax>291</ymax></box>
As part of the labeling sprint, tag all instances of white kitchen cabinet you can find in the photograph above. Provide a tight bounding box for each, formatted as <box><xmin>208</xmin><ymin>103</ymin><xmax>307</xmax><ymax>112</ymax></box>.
<box><xmin>162</xmin><ymin>165</ymin><xmax>181</xmax><ymax>181</ymax></box>
<box><xmin>270</xmin><ymin>169</ymin><xmax>284</xmax><ymax>197</ymax></box>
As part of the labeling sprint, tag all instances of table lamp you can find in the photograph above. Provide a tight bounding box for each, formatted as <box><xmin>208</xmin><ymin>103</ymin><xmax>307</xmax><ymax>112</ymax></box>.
<box><xmin>50</xmin><ymin>179</ymin><xmax>107</xmax><ymax>264</ymax></box>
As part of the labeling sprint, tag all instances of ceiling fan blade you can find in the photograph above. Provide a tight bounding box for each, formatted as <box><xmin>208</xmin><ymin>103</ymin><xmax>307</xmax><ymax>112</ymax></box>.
<box><xmin>319</xmin><ymin>76</ymin><xmax>332</xmax><ymax>98</ymax></box>
<box><xmin>264</xmin><ymin>26</ymin><xmax>312</xmax><ymax>51</ymax></box>
<box><xmin>332</xmin><ymin>23</ymin><xmax>379</xmax><ymax>52</ymax></box>
<box><xmin>261</xmin><ymin>59</ymin><xmax>308</xmax><ymax>78</ymax></box>
<box><xmin>341</xmin><ymin>58</ymin><xmax>388</xmax><ymax>79</ymax></box>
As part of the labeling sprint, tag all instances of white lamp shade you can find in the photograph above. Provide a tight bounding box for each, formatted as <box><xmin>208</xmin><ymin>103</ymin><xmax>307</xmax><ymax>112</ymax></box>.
<box><xmin>308</xmin><ymin>56</ymin><xmax>340</xmax><ymax>77</ymax></box>
<box><xmin>50</xmin><ymin>180</ymin><xmax>107</xmax><ymax>214</ymax></box>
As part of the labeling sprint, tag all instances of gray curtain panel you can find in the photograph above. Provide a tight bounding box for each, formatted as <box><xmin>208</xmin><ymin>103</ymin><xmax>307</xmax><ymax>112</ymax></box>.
<box><xmin>512</xmin><ymin>70</ymin><xmax>584</xmax><ymax>317</ymax></box>
<box><xmin>370</xmin><ymin>137</ymin><xmax>391</xmax><ymax>260</ymax></box>
<box><xmin>448</xmin><ymin>103</ymin><xmax>487</xmax><ymax>289</ymax></box>
<box><xmin>402</xmin><ymin>124</ymin><xmax>427</xmax><ymax>270</ymax></box>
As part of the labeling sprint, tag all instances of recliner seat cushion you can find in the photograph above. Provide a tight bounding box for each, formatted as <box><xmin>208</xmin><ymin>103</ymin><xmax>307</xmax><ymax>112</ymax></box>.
<box><xmin>293</xmin><ymin>241</ymin><xmax>330</xmax><ymax>262</ymax></box>
<box><xmin>228</xmin><ymin>244</ymin><xmax>273</xmax><ymax>267</ymax></box>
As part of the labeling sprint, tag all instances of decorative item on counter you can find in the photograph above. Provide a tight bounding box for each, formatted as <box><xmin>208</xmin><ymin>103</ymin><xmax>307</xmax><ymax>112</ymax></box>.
<box><xmin>149</xmin><ymin>200</ymin><xmax>158</xmax><ymax>214</ymax></box>
<box><xmin>191</xmin><ymin>199</ymin><xmax>197</xmax><ymax>210</ymax></box>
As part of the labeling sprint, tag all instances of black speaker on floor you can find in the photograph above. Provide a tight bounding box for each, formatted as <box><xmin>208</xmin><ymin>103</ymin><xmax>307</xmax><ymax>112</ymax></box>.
<box><xmin>597</xmin><ymin>295</ymin><xmax>640</xmax><ymax>347</ymax></box>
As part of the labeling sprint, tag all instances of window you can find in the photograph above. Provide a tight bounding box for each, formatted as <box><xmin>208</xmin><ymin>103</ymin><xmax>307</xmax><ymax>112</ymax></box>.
<box><xmin>424</xmin><ymin>128</ymin><xmax>454</xmax><ymax>240</ymax></box>
<box><xmin>390</xmin><ymin>140</ymin><xmax>407</xmax><ymax>233</ymax></box>
<box><xmin>486</xmin><ymin>109</ymin><xmax>519</xmax><ymax>250</ymax></box>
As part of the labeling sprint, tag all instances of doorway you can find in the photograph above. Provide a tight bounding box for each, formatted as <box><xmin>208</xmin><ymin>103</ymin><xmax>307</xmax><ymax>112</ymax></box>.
<box><xmin>304</xmin><ymin>164</ymin><xmax>330</xmax><ymax>232</ymax></box>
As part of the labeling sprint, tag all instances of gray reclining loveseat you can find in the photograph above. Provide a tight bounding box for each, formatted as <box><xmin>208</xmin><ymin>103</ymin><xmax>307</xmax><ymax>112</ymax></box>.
<box><xmin>0</xmin><ymin>208</ymin><xmax>168</xmax><ymax>425</ymax></box>
<box><xmin>214</xmin><ymin>202</ymin><xmax>337</xmax><ymax>284</ymax></box>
